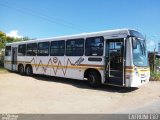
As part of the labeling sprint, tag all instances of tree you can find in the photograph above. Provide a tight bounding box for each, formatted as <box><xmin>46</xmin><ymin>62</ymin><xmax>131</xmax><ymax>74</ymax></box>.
<box><xmin>22</xmin><ymin>36</ymin><xmax>30</xmax><ymax>41</ymax></box>
<box><xmin>0</xmin><ymin>30</ymin><xmax>30</xmax><ymax>66</ymax></box>
<box><xmin>0</xmin><ymin>31</ymin><xmax>7</xmax><ymax>50</ymax></box>
<box><xmin>0</xmin><ymin>31</ymin><xmax>30</xmax><ymax>50</ymax></box>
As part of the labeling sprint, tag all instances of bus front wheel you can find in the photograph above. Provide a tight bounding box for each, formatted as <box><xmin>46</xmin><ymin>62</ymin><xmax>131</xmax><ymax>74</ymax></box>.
<box><xmin>25</xmin><ymin>65</ymin><xmax>33</xmax><ymax>76</ymax></box>
<box><xmin>87</xmin><ymin>71</ymin><xmax>101</xmax><ymax>88</ymax></box>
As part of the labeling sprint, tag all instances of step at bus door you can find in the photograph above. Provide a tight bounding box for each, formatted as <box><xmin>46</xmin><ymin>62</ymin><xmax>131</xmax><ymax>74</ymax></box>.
<box><xmin>105</xmin><ymin>38</ymin><xmax>125</xmax><ymax>86</ymax></box>
<box><xmin>11</xmin><ymin>47</ymin><xmax>18</xmax><ymax>71</ymax></box>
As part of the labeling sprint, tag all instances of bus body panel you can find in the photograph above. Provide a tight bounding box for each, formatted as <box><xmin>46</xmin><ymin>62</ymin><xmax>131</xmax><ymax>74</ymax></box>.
<box><xmin>4</xmin><ymin>29</ymin><xmax>150</xmax><ymax>88</ymax></box>
<box><xmin>4</xmin><ymin>56</ymin><xmax>12</xmax><ymax>70</ymax></box>
<box><xmin>49</xmin><ymin>56</ymin><xmax>65</xmax><ymax>78</ymax></box>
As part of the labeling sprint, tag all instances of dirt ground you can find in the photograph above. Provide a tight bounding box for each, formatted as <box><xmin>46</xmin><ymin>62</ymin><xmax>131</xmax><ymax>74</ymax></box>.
<box><xmin>0</xmin><ymin>72</ymin><xmax>160</xmax><ymax>113</ymax></box>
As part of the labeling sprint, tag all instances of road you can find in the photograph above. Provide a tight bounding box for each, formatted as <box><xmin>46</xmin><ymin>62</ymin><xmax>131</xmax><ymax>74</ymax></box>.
<box><xmin>0</xmin><ymin>72</ymin><xmax>160</xmax><ymax>113</ymax></box>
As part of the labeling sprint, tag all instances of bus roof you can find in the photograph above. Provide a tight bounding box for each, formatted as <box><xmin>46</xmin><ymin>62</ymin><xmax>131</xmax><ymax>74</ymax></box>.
<box><xmin>5</xmin><ymin>28</ymin><xmax>144</xmax><ymax>45</ymax></box>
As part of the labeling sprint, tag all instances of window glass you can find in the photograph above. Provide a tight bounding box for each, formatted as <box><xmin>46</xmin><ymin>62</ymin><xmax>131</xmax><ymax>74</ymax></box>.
<box><xmin>66</xmin><ymin>38</ymin><xmax>84</xmax><ymax>56</ymax></box>
<box><xmin>109</xmin><ymin>42</ymin><xmax>122</xmax><ymax>50</ymax></box>
<box><xmin>18</xmin><ymin>44</ymin><xmax>26</xmax><ymax>56</ymax></box>
<box><xmin>27</xmin><ymin>43</ymin><xmax>37</xmax><ymax>56</ymax></box>
<box><xmin>38</xmin><ymin>42</ymin><xmax>49</xmax><ymax>56</ymax></box>
<box><xmin>132</xmin><ymin>38</ymin><xmax>148</xmax><ymax>66</ymax></box>
<box><xmin>5</xmin><ymin>46</ymin><xmax>11</xmax><ymax>56</ymax></box>
<box><xmin>50</xmin><ymin>40</ymin><xmax>65</xmax><ymax>56</ymax></box>
<box><xmin>85</xmin><ymin>36</ymin><xmax>104</xmax><ymax>56</ymax></box>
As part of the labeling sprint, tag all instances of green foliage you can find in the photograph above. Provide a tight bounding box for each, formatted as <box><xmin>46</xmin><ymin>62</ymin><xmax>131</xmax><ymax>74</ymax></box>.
<box><xmin>148</xmin><ymin>52</ymin><xmax>155</xmax><ymax>72</ymax></box>
<box><xmin>0</xmin><ymin>31</ymin><xmax>19</xmax><ymax>50</ymax></box>
<box><xmin>150</xmin><ymin>72</ymin><xmax>160</xmax><ymax>81</ymax></box>
<box><xmin>0</xmin><ymin>30</ymin><xmax>30</xmax><ymax>66</ymax></box>
<box><xmin>0</xmin><ymin>55</ymin><xmax>4</xmax><ymax>66</ymax></box>
<box><xmin>148</xmin><ymin>52</ymin><xmax>160</xmax><ymax>81</ymax></box>
<box><xmin>0</xmin><ymin>31</ymin><xmax>30</xmax><ymax>50</ymax></box>
<box><xmin>22</xmin><ymin>36</ymin><xmax>30</xmax><ymax>41</ymax></box>
<box><xmin>0</xmin><ymin>66</ymin><xmax>8</xmax><ymax>73</ymax></box>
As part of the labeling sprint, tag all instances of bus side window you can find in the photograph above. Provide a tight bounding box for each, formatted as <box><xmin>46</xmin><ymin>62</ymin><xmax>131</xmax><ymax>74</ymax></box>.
<box><xmin>37</xmin><ymin>42</ymin><xmax>50</xmax><ymax>56</ymax></box>
<box><xmin>27</xmin><ymin>43</ymin><xmax>37</xmax><ymax>56</ymax></box>
<box><xmin>85</xmin><ymin>36</ymin><xmax>104</xmax><ymax>56</ymax></box>
<box><xmin>18</xmin><ymin>44</ymin><xmax>26</xmax><ymax>56</ymax></box>
<box><xmin>5</xmin><ymin>46</ymin><xmax>11</xmax><ymax>56</ymax></box>
<box><xmin>50</xmin><ymin>40</ymin><xmax>65</xmax><ymax>56</ymax></box>
<box><xmin>66</xmin><ymin>38</ymin><xmax>84</xmax><ymax>56</ymax></box>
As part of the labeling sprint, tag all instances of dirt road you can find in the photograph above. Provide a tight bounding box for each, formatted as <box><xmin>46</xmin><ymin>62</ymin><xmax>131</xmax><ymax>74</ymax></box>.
<box><xmin>0</xmin><ymin>73</ymin><xmax>160</xmax><ymax>113</ymax></box>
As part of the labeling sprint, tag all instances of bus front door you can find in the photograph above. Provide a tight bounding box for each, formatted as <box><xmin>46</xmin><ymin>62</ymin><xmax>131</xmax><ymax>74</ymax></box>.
<box><xmin>105</xmin><ymin>38</ymin><xmax>125</xmax><ymax>86</ymax></box>
<box><xmin>11</xmin><ymin>47</ymin><xmax>17</xmax><ymax>71</ymax></box>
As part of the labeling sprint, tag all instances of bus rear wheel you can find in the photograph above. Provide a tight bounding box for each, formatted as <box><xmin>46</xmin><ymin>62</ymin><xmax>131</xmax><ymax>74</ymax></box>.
<box><xmin>18</xmin><ymin>64</ymin><xmax>24</xmax><ymax>75</ymax></box>
<box><xmin>25</xmin><ymin>65</ymin><xmax>33</xmax><ymax>76</ymax></box>
<box><xmin>87</xmin><ymin>71</ymin><xmax>101</xmax><ymax>88</ymax></box>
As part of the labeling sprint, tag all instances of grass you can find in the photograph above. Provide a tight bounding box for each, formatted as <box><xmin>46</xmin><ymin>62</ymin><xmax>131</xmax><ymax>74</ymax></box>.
<box><xmin>0</xmin><ymin>66</ymin><xmax>8</xmax><ymax>73</ymax></box>
<box><xmin>150</xmin><ymin>72</ymin><xmax>160</xmax><ymax>81</ymax></box>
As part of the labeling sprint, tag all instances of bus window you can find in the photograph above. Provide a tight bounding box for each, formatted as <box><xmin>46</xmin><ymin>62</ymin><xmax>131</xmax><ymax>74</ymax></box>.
<box><xmin>50</xmin><ymin>40</ymin><xmax>65</xmax><ymax>56</ymax></box>
<box><xmin>85</xmin><ymin>36</ymin><xmax>104</xmax><ymax>56</ymax></box>
<box><xmin>27</xmin><ymin>43</ymin><xmax>37</xmax><ymax>56</ymax></box>
<box><xmin>5</xmin><ymin>46</ymin><xmax>11</xmax><ymax>56</ymax></box>
<box><xmin>108</xmin><ymin>40</ymin><xmax>124</xmax><ymax>70</ymax></box>
<box><xmin>18</xmin><ymin>44</ymin><xmax>26</xmax><ymax>56</ymax></box>
<box><xmin>66</xmin><ymin>38</ymin><xmax>84</xmax><ymax>56</ymax></box>
<box><xmin>37</xmin><ymin>42</ymin><xmax>49</xmax><ymax>56</ymax></box>
<box><xmin>132</xmin><ymin>38</ymin><xmax>148</xmax><ymax>67</ymax></box>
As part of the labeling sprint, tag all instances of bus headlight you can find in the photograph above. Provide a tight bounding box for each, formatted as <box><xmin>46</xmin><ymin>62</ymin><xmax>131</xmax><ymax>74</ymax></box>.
<box><xmin>134</xmin><ymin>68</ymin><xmax>139</xmax><ymax>76</ymax></box>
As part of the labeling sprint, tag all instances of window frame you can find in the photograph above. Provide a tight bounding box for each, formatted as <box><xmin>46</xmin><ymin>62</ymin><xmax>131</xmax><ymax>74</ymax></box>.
<box><xmin>37</xmin><ymin>42</ymin><xmax>50</xmax><ymax>56</ymax></box>
<box><xmin>85</xmin><ymin>36</ymin><xmax>104</xmax><ymax>56</ymax></box>
<box><xmin>5</xmin><ymin>46</ymin><xmax>11</xmax><ymax>56</ymax></box>
<box><xmin>26</xmin><ymin>43</ymin><xmax>37</xmax><ymax>56</ymax></box>
<box><xmin>66</xmin><ymin>38</ymin><xmax>84</xmax><ymax>56</ymax></box>
<box><xmin>18</xmin><ymin>44</ymin><xmax>26</xmax><ymax>56</ymax></box>
<box><xmin>50</xmin><ymin>40</ymin><xmax>65</xmax><ymax>56</ymax></box>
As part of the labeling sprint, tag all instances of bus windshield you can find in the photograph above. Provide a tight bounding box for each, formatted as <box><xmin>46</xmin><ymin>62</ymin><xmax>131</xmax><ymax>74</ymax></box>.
<box><xmin>132</xmin><ymin>38</ymin><xmax>148</xmax><ymax>67</ymax></box>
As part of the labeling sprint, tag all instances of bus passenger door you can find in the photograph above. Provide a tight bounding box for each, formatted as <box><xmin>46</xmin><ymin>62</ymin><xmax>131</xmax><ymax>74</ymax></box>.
<box><xmin>11</xmin><ymin>47</ymin><xmax>18</xmax><ymax>71</ymax></box>
<box><xmin>105</xmin><ymin>38</ymin><xmax>125</xmax><ymax>86</ymax></box>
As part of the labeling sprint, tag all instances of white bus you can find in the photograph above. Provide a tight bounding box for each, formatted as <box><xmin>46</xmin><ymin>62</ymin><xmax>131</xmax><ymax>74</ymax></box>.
<box><xmin>4</xmin><ymin>29</ymin><xmax>150</xmax><ymax>87</ymax></box>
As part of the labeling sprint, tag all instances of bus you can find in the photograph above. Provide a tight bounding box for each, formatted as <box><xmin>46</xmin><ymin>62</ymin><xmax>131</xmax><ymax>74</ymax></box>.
<box><xmin>4</xmin><ymin>29</ymin><xmax>150</xmax><ymax>87</ymax></box>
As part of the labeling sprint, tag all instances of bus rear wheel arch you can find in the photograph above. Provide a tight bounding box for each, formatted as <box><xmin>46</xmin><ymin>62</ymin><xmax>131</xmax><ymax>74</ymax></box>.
<box><xmin>84</xmin><ymin>69</ymin><xmax>101</xmax><ymax>88</ymax></box>
<box><xmin>18</xmin><ymin>64</ymin><xmax>24</xmax><ymax>75</ymax></box>
<box><xmin>25</xmin><ymin>65</ymin><xmax>33</xmax><ymax>76</ymax></box>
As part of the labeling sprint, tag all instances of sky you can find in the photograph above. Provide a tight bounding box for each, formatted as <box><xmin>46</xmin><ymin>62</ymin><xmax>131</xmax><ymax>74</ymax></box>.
<box><xmin>0</xmin><ymin>0</ymin><xmax>160</xmax><ymax>51</ymax></box>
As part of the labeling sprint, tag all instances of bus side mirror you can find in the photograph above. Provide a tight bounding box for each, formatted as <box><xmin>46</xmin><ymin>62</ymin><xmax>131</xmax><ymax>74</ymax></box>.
<box><xmin>132</xmin><ymin>38</ymin><xmax>137</xmax><ymax>49</ymax></box>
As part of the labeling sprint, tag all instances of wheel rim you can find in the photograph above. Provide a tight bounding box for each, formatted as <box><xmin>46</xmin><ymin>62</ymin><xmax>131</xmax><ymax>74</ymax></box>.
<box><xmin>19</xmin><ymin>66</ymin><xmax>23</xmax><ymax>74</ymax></box>
<box><xmin>26</xmin><ymin>67</ymin><xmax>31</xmax><ymax>75</ymax></box>
<box><xmin>89</xmin><ymin>74</ymin><xmax>95</xmax><ymax>84</ymax></box>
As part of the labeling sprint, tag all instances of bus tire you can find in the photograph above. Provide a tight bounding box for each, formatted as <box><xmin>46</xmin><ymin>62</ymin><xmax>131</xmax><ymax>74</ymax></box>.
<box><xmin>18</xmin><ymin>64</ymin><xmax>24</xmax><ymax>75</ymax></box>
<box><xmin>25</xmin><ymin>65</ymin><xmax>33</xmax><ymax>76</ymax></box>
<box><xmin>87</xmin><ymin>70</ymin><xmax>101</xmax><ymax>88</ymax></box>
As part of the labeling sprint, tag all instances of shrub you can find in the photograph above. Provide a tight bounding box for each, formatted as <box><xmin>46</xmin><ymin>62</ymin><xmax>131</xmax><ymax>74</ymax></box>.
<box><xmin>0</xmin><ymin>55</ymin><xmax>4</xmax><ymax>67</ymax></box>
<box><xmin>150</xmin><ymin>72</ymin><xmax>160</xmax><ymax>81</ymax></box>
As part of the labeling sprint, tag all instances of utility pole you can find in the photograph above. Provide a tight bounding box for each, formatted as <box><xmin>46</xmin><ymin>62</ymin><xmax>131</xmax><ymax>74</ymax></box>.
<box><xmin>154</xmin><ymin>43</ymin><xmax>156</xmax><ymax>73</ymax></box>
